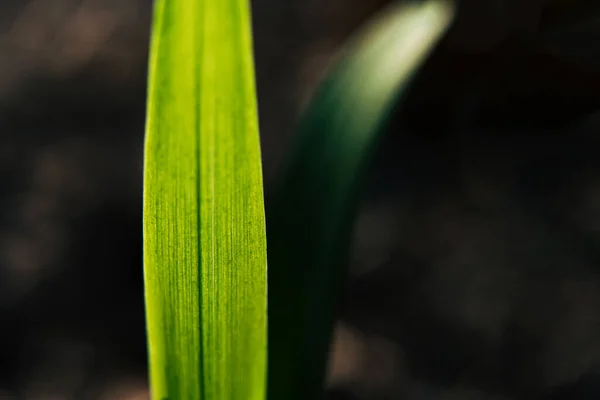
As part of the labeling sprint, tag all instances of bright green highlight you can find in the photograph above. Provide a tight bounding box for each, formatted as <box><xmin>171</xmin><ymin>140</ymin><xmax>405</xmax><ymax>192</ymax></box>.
<box><xmin>143</xmin><ymin>0</ymin><xmax>267</xmax><ymax>399</ymax></box>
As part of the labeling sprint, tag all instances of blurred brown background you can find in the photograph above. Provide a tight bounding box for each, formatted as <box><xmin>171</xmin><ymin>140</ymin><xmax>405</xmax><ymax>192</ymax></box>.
<box><xmin>1</xmin><ymin>0</ymin><xmax>600</xmax><ymax>399</ymax></box>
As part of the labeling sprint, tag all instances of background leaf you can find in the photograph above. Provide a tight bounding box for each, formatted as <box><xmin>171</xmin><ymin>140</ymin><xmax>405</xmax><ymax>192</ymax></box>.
<box><xmin>143</xmin><ymin>1</ymin><xmax>267</xmax><ymax>399</ymax></box>
<box><xmin>267</xmin><ymin>2</ymin><xmax>454</xmax><ymax>399</ymax></box>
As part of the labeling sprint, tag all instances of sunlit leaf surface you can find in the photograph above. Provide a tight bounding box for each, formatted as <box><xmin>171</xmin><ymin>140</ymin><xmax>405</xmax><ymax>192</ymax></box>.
<box><xmin>143</xmin><ymin>1</ymin><xmax>267</xmax><ymax>399</ymax></box>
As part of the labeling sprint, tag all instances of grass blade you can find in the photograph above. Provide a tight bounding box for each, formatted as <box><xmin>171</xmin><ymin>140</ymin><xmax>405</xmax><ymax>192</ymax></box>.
<box><xmin>267</xmin><ymin>2</ymin><xmax>454</xmax><ymax>399</ymax></box>
<box><xmin>143</xmin><ymin>1</ymin><xmax>267</xmax><ymax>399</ymax></box>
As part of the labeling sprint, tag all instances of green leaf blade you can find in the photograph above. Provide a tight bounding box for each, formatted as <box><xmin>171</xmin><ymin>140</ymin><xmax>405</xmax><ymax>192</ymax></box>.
<box><xmin>143</xmin><ymin>0</ymin><xmax>267</xmax><ymax>399</ymax></box>
<box><xmin>267</xmin><ymin>2</ymin><xmax>454</xmax><ymax>399</ymax></box>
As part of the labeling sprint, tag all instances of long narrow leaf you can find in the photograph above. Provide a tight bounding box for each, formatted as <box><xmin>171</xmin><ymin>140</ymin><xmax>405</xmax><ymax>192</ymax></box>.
<box><xmin>143</xmin><ymin>1</ymin><xmax>267</xmax><ymax>399</ymax></box>
<box><xmin>267</xmin><ymin>2</ymin><xmax>454</xmax><ymax>399</ymax></box>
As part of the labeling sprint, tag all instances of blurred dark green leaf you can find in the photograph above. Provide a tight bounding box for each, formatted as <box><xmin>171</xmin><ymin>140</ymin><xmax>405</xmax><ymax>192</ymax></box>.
<box><xmin>267</xmin><ymin>2</ymin><xmax>454</xmax><ymax>400</ymax></box>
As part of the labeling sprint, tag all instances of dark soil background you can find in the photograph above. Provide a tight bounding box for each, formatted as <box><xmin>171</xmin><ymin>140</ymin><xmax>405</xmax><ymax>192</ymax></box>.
<box><xmin>1</xmin><ymin>0</ymin><xmax>600</xmax><ymax>399</ymax></box>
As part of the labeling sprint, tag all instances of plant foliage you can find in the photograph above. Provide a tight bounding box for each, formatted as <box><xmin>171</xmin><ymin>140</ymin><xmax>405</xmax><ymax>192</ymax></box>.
<box><xmin>143</xmin><ymin>0</ymin><xmax>267</xmax><ymax>399</ymax></box>
<box><xmin>267</xmin><ymin>2</ymin><xmax>454</xmax><ymax>399</ymax></box>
